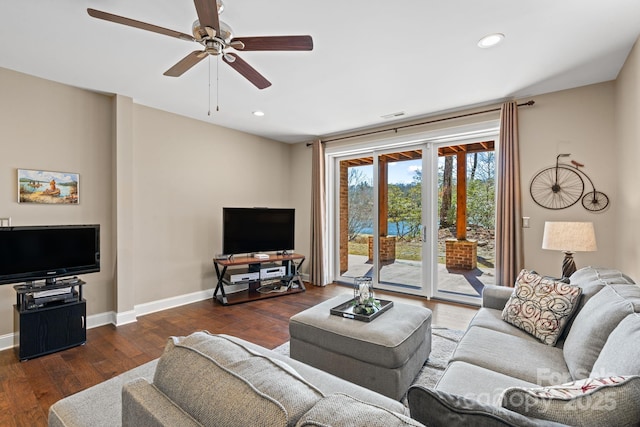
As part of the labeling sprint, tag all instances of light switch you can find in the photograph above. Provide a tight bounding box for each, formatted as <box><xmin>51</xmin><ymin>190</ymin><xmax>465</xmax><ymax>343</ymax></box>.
<box><xmin>522</xmin><ymin>217</ymin><xmax>530</xmax><ymax>228</ymax></box>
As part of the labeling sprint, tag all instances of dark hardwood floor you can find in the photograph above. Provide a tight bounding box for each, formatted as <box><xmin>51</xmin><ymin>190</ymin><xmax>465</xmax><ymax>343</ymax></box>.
<box><xmin>0</xmin><ymin>283</ymin><xmax>478</xmax><ymax>427</ymax></box>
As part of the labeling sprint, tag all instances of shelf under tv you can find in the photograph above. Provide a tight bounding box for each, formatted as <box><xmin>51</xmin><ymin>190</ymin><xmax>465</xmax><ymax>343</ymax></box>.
<box><xmin>213</xmin><ymin>253</ymin><xmax>305</xmax><ymax>305</ymax></box>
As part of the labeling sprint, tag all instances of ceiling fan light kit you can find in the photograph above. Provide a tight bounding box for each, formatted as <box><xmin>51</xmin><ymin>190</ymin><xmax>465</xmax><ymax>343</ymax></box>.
<box><xmin>87</xmin><ymin>0</ymin><xmax>313</xmax><ymax>89</ymax></box>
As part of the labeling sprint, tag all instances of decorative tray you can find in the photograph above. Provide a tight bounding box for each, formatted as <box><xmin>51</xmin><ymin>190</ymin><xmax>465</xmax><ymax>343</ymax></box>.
<box><xmin>329</xmin><ymin>298</ymin><xmax>394</xmax><ymax>322</ymax></box>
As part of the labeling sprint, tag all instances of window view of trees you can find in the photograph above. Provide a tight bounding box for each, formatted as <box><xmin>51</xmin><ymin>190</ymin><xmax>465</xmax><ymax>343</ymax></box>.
<box><xmin>438</xmin><ymin>152</ymin><xmax>495</xmax><ymax>230</ymax></box>
<box><xmin>347</xmin><ymin>167</ymin><xmax>373</xmax><ymax>241</ymax></box>
<box><xmin>347</xmin><ymin>150</ymin><xmax>495</xmax><ymax>262</ymax></box>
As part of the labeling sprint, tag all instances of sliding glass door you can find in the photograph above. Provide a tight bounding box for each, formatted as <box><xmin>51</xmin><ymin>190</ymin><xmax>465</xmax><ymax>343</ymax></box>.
<box><xmin>431</xmin><ymin>142</ymin><xmax>496</xmax><ymax>304</ymax></box>
<box><xmin>330</xmin><ymin>124</ymin><xmax>498</xmax><ymax>304</ymax></box>
<box><xmin>335</xmin><ymin>145</ymin><xmax>427</xmax><ymax>296</ymax></box>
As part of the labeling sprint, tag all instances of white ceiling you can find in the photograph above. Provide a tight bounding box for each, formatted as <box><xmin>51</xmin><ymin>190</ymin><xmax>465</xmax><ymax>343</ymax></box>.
<box><xmin>1</xmin><ymin>1</ymin><xmax>639</xmax><ymax>143</ymax></box>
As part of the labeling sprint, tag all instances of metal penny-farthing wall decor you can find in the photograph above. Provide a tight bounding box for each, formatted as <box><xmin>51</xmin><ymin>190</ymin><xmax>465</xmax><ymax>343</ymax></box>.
<box><xmin>529</xmin><ymin>154</ymin><xmax>610</xmax><ymax>212</ymax></box>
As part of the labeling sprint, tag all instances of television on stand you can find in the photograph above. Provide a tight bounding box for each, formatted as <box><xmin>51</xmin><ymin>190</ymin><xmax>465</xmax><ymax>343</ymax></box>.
<box><xmin>0</xmin><ymin>224</ymin><xmax>100</xmax><ymax>286</ymax></box>
<box><xmin>222</xmin><ymin>207</ymin><xmax>295</xmax><ymax>257</ymax></box>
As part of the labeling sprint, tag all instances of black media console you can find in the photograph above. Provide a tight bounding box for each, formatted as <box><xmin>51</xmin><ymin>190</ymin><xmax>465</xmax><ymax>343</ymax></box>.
<box><xmin>13</xmin><ymin>278</ymin><xmax>86</xmax><ymax>361</ymax></box>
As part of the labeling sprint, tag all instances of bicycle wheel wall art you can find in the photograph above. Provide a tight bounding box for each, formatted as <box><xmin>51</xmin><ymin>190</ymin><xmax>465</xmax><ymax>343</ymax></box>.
<box><xmin>529</xmin><ymin>154</ymin><xmax>609</xmax><ymax>212</ymax></box>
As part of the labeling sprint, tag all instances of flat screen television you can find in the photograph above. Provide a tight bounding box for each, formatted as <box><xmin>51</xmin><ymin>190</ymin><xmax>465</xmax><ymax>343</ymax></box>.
<box><xmin>0</xmin><ymin>224</ymin><xmax>100</xmax><ymax>285</ymax></box>
<box><xmin>223</xmin><ymin>208</ymin><xmax>294</xmax><ymax>255</ymax></box>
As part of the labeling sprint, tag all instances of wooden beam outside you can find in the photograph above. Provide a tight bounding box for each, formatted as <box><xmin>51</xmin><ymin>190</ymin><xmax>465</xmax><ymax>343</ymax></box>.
<box><xmin>456</xmin><ymin>152</ymin><xmax>467</xmax><ymax>240</ymax></box>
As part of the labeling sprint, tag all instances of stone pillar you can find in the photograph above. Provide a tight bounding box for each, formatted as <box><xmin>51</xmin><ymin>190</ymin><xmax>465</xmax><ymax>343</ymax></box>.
<box><xmin>368</xmin><ymin>236</ymin><xmax>396</xmax><ymax>264</ymax></box>
<box><xmin>445</xmin><ymin>238</ymin><xmax>477</xmax><ymax>270</ymax></box>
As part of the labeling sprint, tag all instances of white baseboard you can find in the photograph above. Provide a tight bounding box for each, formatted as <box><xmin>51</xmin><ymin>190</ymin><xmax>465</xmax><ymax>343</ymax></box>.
<box><xmin>0</xmin><ymin>333</ymin><xmax>13</xmax><ymax>353</ymax></box>
<box><xmin>0</xmin><ymin>278</ymin><xmax>311</xmax><ymax>352</ymax></box>
<box><xmin>130</xmin><ymin>288</ymin><xmax>214</xmax><ymax>320</ymax></box>
<box><xmin>0</xmin><ymin>288</ymin><xmax>216</xmax><ymax>351</ymax></box>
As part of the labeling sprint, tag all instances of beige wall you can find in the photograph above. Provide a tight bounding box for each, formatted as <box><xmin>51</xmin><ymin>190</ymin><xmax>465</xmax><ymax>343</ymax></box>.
<box><xmin>0</xmin><ymin>68</ymin><xmax>300</xmax><ymax>338</ymax></box>
<box><xmin>518</xmin><ymin>82</ymin><xmax>618</xmax><ymax>277</ymax></box>
<box><xmin>289</xmin><ymin>142</ymin><xmax>313</xmax><ymax>269</ymax></box>
<box><xmin>0</xmin><ymin>68</ymin><xmax>114</xmax><ymax>336</ymax></box>
<box><xmin>130</xmin><ymin>104</ymin><xmax>293</xmax><ymax>304</ymax></box>
<box><xmin>614</xmin><ymin>38</ymin><xmax>640</xmax><ymax>281</ymax></box>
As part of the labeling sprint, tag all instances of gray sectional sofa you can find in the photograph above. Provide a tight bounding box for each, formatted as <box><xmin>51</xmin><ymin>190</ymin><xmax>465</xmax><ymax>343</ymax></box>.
<box><xmin>48</xmin><ymin>266</ymin><xmax>640</xmax><ymax>427</ymax></box>
<box><xmin>408</xmin><ymin>266</ymin><xmax>640</xmax><ymax>426</ymax></box>
<box><xmin>48</xmin><ymin>332</ymin><xmax>419</xmax><ymax>427</ymax></box>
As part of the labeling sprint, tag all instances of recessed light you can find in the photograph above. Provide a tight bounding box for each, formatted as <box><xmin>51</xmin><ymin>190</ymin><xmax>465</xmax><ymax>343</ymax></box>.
<box><xmin>252</xmin><ymin>111</ymin><xmax>265</xmax><ymax>117</ymax></box>
<box><xmin>381</xmin><ymin>111</ymin><xmax>406</xmax><ymax>119</ymax></box>
<box><xmin>477</xmin><ymin>33</ymin><xmax>504</xmax><ymax>49</ymax></box>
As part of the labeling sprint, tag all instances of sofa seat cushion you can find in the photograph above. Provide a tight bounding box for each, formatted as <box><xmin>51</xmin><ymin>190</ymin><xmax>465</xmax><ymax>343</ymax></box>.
<box><xmin>152</xmin><ymin>331</ymin><xmax>324</xmax><ymax>427</ymax></box>
<box><xmin>501</xmin><ymin>376</ymin><xmax>640</xmax><ymax>427</ymax></box>
<box><xmin>451</xmin><ymin>327</ymin><xmax>571</xmax><ymax>386</ymax></box>
<box><xmin>436</xmin><ymin>361</ymin><xmax>539</xmax><ymax>406</ymax></box>
<box><xmin>408</xmin><ymin>386</ymin><xmax>567</xmax><ymax>427</ymax></box>
<box><xmin>469</xmin><ymin>308</ymin><xmax>546</xmax><ymax>342</ymax></box>
<box><xmin>295</xmin><ymin>393</ymin><xmax>424</xmax><ymax>427</ymax></box>
<box><xmin>502</xmin><ymin>270</ymin><xmax>582</xmax><ymax>346</ymax></box>
<box><xmin>563</xmin><ymin>285</ymin><xmax>640</xmax><ymax>379</ymax></box>
<box><xmin>591</xmin><ymin>313</ymin><xmax>640</xmax><ymax>377</ymax></box>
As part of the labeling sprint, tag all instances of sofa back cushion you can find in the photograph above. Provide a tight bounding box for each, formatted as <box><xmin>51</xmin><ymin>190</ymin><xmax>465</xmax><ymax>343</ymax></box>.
<box><xmin>563</xmin><ymin>285</ymin><xmax>640</xmax><ymax>379</ymax></box>
<box><xmin>153</xmin><ymin>332</ymin><xmax>324</xmax><ymax>427</ymax></box>
<box><xmin>568</xmin><ymin>267</ymin><xmax>636</xmax><ymax>312</ymax></box>
<box><xmin>591</xmin><ymin>313</ymin><xmax>640</xmax><ymax>377</ymax></box>
<box><xmin>561</xmin><ymin>267</ymin><xmax>636</xmax><ymax>342</ymax></box>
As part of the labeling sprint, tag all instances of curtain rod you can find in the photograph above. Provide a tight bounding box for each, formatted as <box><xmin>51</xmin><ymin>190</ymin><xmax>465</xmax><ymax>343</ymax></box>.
<box><xmin>306</xmin><ymin>100</ymin><xmax>535</xmax><ymax>146</ymax></box>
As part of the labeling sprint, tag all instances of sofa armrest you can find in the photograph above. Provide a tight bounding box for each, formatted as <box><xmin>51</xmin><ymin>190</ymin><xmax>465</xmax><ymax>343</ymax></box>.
<box><xmin>407</xmin><ymin>385</ymin><xmax>569</xmax><ymax>427</ymax></box>
<box><xmin>122</xmin><ymin>378</ymin><xmax>201</xmax><ymax>427</ymax></box>
<box><xmin>481</xmin><ymin>285</ymin><xmax>514</xmax><ymax>310</ymax></box>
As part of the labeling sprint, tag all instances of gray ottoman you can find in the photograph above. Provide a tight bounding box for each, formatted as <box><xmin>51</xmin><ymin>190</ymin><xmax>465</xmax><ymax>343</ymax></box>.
<box><xmin>289</xmin><ymin>294</ymin><xmax>432</xmax><ymax>400</ymax></box>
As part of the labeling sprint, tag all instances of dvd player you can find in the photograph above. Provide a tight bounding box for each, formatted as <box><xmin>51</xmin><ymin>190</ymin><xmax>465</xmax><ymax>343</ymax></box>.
<box><xmin>25</xmin><ymin>291</ymin><xmax>78</xmax><ymax>310</ymax></box>
<box><xmin>227</xmin><ymin>271</ymin><xmax>260</xmax><ymax>283</ymax></box>
<box><xmin>260</xmin><ymin>265</ymin><xmax>287</xmax><ymax>280</ymax></box>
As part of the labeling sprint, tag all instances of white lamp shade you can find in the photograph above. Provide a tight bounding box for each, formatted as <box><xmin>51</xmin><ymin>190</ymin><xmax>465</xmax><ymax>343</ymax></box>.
<box><xmin>542</xmin><ymin>221</ymin><xmax>597</xmax><ymax>252</ymax></box>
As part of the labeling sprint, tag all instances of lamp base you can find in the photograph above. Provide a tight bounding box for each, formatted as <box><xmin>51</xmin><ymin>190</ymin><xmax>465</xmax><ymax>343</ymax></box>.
<box><xmin>561</xmin><ymin>251</ymin><xmax>576</xmax><ymax>280</ymax></box>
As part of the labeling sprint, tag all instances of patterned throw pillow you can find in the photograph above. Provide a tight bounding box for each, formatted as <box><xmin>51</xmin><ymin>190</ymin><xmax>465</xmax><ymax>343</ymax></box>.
<box><xmin>501</xmin><ymin>376</ymin><xmax>640</xmax><ymax>426</ymax></box>
<box><xmin>502</xmin><ymin>270</ymin><xmax>582</xmax><ymax>346</ymax></box>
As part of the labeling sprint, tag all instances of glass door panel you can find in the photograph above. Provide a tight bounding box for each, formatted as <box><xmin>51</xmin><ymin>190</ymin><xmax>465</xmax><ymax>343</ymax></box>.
<box><xmin>433</xmin><ymin>144</ymin><xmax>496</xmax><ymax>303</ymax></box>
<box><xmin>337</xmin><ymin>159</ymin><xmax>374</xmax><ymax>282</ymax></box>
<box><xmin>377</xmin><ymin>150</ymin><xmax>423</xmax><ymax>291</ymax></box>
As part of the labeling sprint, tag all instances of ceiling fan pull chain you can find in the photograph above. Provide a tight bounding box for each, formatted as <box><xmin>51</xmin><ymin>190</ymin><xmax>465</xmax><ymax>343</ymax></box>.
<box><xmin>216</xmin><ymin>56</ymin><xmax>220</xmax><ymax>112</ymax></box>
<box><xmin>208</xmin><ymin>56</ymin><xmax>211</xmax><ymax>116</ymax></box>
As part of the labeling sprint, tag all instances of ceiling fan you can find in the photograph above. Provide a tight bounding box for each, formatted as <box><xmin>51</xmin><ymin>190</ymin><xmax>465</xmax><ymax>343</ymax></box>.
<box><xmin>87</xmin><ymin>0</ymin><xmax>313</xmax><ymax>89</ymax></box>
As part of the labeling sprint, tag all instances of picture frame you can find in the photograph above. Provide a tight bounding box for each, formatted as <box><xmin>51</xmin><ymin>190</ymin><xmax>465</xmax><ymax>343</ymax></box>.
<box><xmin>18</xmin><ymin>169</ymin><xmax>79</xmax><ymax>204</ymax></box>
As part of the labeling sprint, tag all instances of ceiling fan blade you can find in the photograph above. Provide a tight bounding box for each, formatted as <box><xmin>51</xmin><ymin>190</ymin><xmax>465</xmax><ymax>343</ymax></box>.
<box><xmin>193</xmin><ymin>0</ymin><xmax>220</xmax><ymax>35</ymax></box>
<box><xmin>231</xmin><ymin>36</ymin><xmax>313</xmax><ymax>51</ymax></box>
<box><xmin>223</xmin><ymin>53</ymin><xmax>271</xmax><ymax>89</ymax></box>
<box><xmin>87</xmin><ymin>8</ymin><xmax>195</xmax><ymax>42</ymax></box>
<box><xmin>163</xmin><ymin>51</ymin><xmax>208</xmax><ymax>77</ymax></box>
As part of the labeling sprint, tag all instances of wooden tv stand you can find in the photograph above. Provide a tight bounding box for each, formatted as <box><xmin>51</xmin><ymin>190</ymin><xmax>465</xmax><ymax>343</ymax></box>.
<box><xmin>212</xmin><ymin>253</ymin><xmax>305</xmax><ymax>305</ymax></box>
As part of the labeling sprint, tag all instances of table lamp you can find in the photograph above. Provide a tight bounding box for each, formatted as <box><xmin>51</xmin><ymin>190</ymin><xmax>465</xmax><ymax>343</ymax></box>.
<box><xmin>542</xmin><ymin>221</ymin><xmax>597</xmax><ymax>280</ymax></box>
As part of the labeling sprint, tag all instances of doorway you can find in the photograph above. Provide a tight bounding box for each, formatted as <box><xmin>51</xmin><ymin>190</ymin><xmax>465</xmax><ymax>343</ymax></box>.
<box><xmin>329</xmin><ymin>126</ymin><xmax>498</xmax><ymax>304</ymax></box>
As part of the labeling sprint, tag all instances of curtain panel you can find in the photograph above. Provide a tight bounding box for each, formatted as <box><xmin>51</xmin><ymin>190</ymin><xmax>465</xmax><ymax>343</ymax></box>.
<box><xmin>310</xmin><ymin>139</ymin><xmax>327</xmax><ymax>286</ymax></box>
<box><xmin>496</xmin><ymin>101</ymin><xmax>524</xmax><ymax>286</ymax></box>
